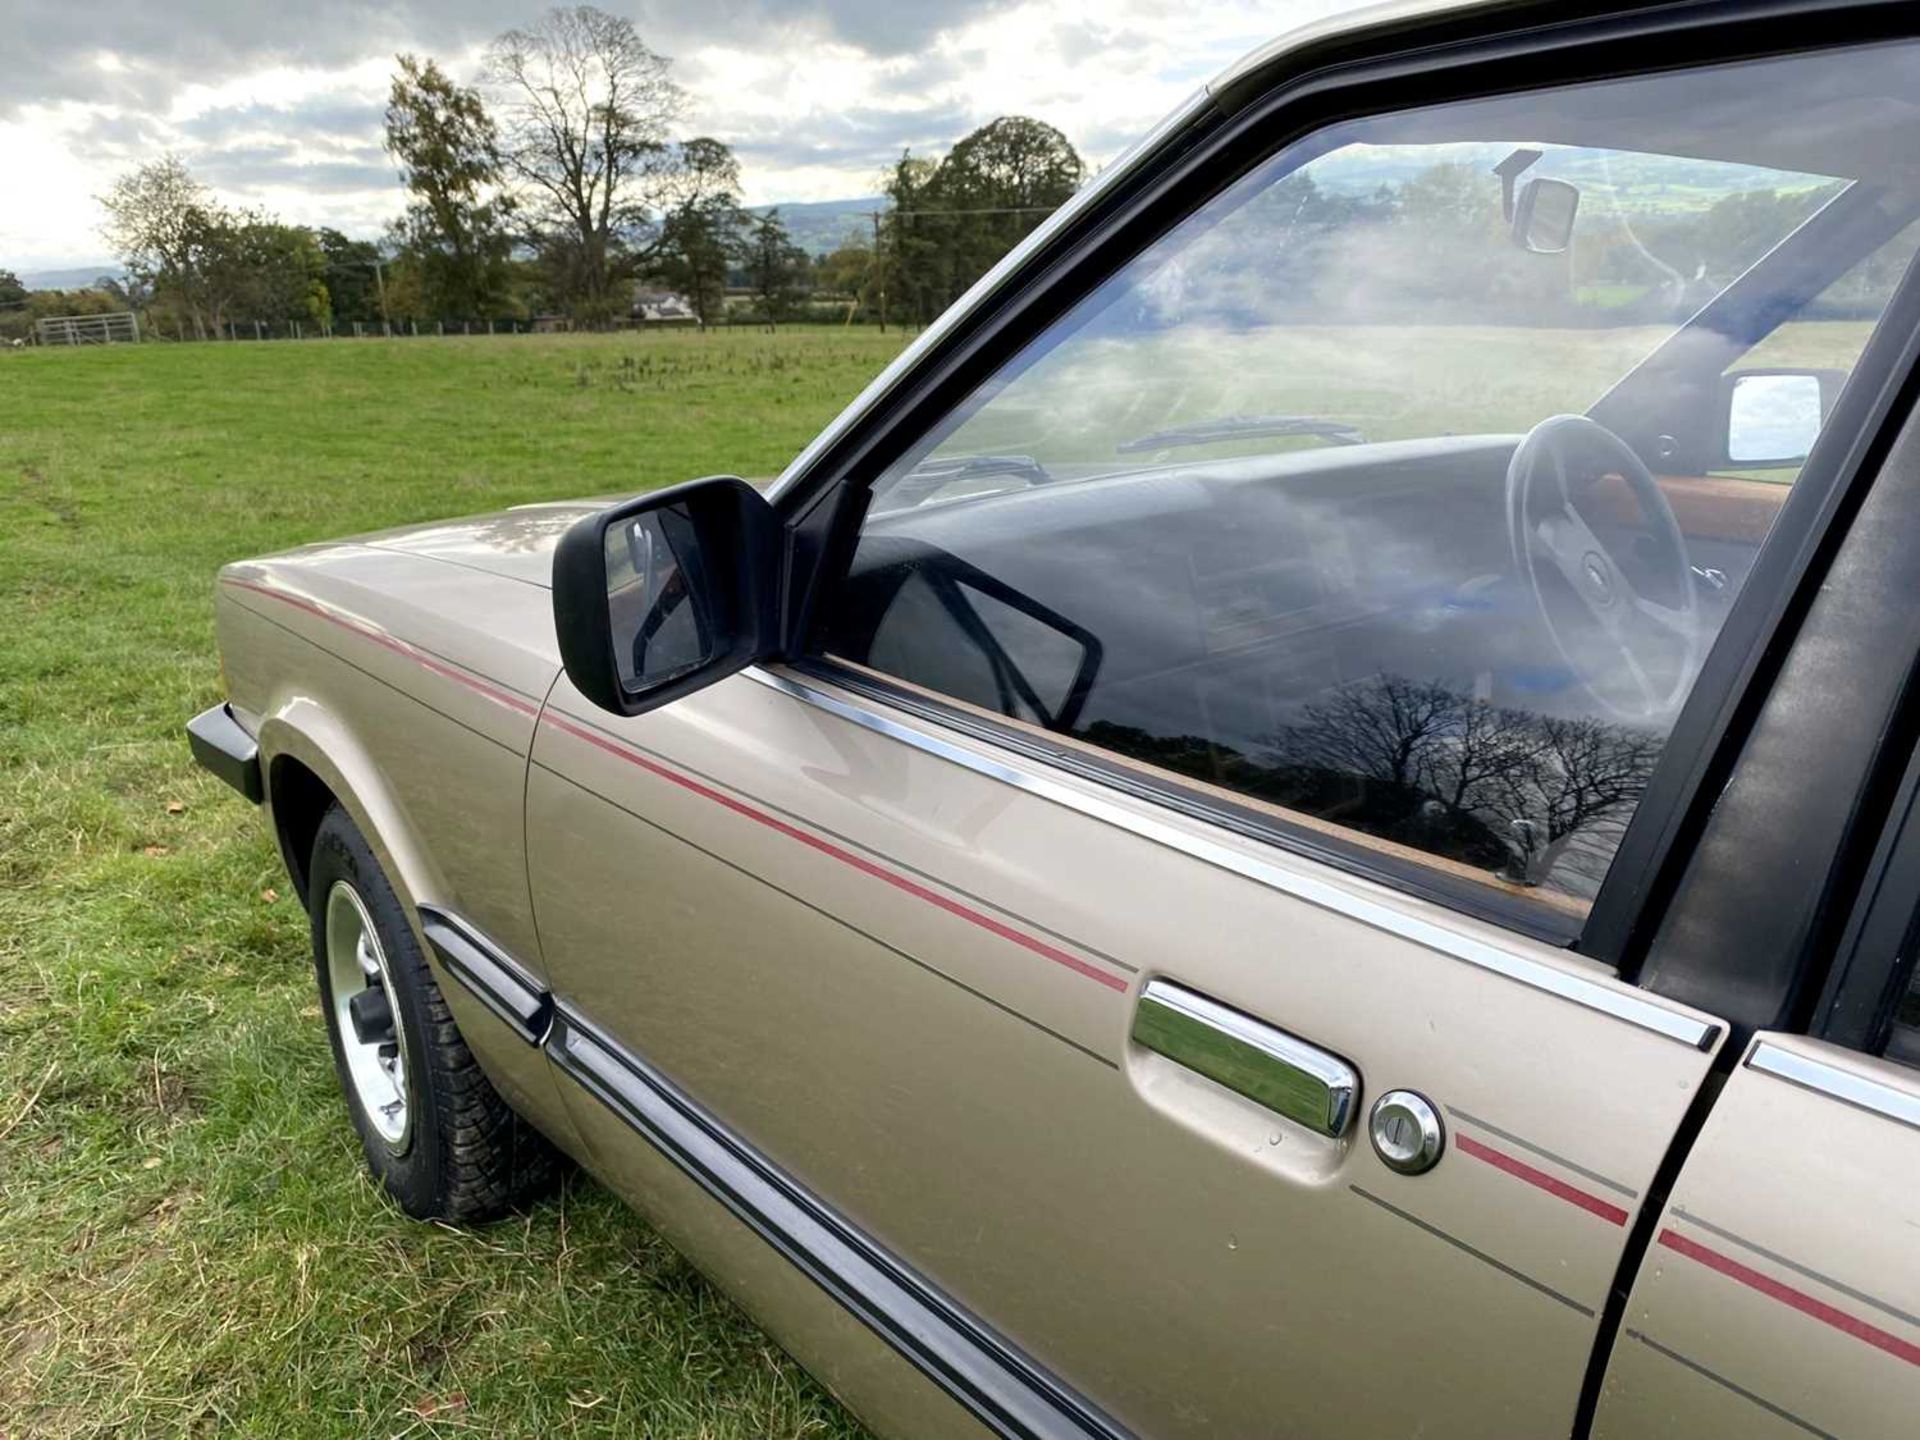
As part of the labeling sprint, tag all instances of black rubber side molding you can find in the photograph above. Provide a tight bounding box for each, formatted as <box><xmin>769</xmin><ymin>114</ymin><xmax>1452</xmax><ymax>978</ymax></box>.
<box><xmin>411</xmin><ymin>908</ymin><xmax>1123</xmax><ymax>1437</ymax></box>
<box><xmin>186</xmin><ymin>703</ymin><xmax>263</xmax><ymax>804</ymax></box>
<box><xmin>417</xmin><ymin>905</ymin><xmax>553</xmax><ymax>1045</ymax></box>
<box><xmin>546</xmin><ymin>1005</ymin><xmax>1130</xmax><ymax>1440</ymax></box>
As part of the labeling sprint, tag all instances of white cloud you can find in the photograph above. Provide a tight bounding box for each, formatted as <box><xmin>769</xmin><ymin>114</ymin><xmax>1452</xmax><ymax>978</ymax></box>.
<box><xmin>0</xmin><ymin>0</ymin><xmax>1360</xmax><ymax>273</ymax></box>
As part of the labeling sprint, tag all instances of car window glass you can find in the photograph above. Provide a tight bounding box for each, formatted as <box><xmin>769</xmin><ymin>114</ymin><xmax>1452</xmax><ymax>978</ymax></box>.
<box><xmin>821</xmin><ymin>42</ymin><xmax>1920</xmax><ymax>920</ymax></box>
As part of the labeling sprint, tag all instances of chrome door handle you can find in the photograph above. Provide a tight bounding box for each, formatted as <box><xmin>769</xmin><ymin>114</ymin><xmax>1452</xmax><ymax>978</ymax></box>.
<box><xmin>1132</xmin><ymin>980</ymin><xmax>1359</xmax><ymax>1137</ymax></box>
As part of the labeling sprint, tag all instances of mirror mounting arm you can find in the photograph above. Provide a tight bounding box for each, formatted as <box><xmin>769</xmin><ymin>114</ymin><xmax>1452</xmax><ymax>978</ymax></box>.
<box><xmin>1492</xmin><ymin>147</ymin><xmax>1543</xmax><ymax>223</ymax></box>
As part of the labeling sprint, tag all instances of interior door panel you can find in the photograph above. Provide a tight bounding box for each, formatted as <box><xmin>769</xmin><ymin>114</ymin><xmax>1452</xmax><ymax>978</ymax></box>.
<box><xmin>526</xmin><ymin>664</ymin><xmax>1726</xmax><ymax>1438</ymax></box>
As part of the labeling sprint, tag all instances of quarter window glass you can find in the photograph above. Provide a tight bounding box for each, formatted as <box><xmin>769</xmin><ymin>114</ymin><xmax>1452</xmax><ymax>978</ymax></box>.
<box><xmin>820</xmin><ymin>44</ymin><xmax>1920</xmax><ymax>918</ymax></box>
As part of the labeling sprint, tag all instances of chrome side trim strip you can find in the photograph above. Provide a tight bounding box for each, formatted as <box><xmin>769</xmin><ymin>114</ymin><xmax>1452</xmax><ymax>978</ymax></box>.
<box><xmin>546</xmin><ymin>1005</ymin><xmax>1130</xmax><ymax>1440</ymax></box>
<box><xmin>745</xmin><ymin>666</ymin><xmax>1719</xmax><ymax>1051</ymax></box>
<box><xmin>1747</xmin><ymin>1042</ymin><xmax>1920</xmax><ymax>1130</ymax></box>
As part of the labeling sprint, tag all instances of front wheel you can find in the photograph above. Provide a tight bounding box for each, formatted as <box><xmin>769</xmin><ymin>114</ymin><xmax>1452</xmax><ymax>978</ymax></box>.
<box><xmin>308</xmin><ymin>804</ymin><xmax>557</xmax><ymax>1220</ymax></box>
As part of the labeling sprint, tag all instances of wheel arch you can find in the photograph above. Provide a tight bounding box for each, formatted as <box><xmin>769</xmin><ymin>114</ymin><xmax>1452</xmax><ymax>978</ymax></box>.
<box><xmin>257</xmin><ymin>696</ymin><xmax>446</xmax><ymax>918</ymax></box>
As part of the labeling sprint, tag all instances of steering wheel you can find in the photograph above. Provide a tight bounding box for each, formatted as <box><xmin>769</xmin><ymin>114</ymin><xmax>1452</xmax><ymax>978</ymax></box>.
<box><xmin>1506</xmin><ymin>414</ymin><xmax>1702</xmax><ymax>722</ymax></box>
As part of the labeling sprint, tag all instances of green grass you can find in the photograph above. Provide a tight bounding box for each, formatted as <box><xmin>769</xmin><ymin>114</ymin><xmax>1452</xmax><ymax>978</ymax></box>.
<box><xmin>0</xmin><ymin>328</ymin><xmax>907</xmax><ymax>1438</ymax></box>
<box><xmin>0</xmin><ymin>314</ymin><xmax>1878</xmax><ymax>1434</ymax></box>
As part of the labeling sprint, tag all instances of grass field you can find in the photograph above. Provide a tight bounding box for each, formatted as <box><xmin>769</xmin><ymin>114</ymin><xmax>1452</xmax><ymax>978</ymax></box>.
<box><xmin>0</xmin><ymin>315</ymin><xmax>1872</xmax><ymax>1436</ymax></box>
<box><xmin>0</xmin><ymin>329</ymin><xmax>906</xmax><ymax>1439</ymax></box>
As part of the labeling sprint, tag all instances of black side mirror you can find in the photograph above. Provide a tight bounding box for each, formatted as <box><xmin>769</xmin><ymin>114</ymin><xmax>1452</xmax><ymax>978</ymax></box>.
<box><xmin>552</xmin><ymin>476</ymin><xmax>780</xmax><ymax>716</ymax></box>
<box><xmin>1719</xmin><ymin>367</ymin><xmax>1847</xmax><ymax>469</ymax></box>
<box><xmin>1512</xmin><ymin>177</ymin><xmax>1580</xmax><ymax>254</ymax></box>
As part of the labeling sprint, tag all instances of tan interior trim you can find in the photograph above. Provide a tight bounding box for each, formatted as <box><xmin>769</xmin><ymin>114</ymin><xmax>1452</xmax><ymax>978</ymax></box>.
<box><xmin>1587</xmin><ymin>473</ymin><xmax>1790</xmax><ymax>545</ymax></box>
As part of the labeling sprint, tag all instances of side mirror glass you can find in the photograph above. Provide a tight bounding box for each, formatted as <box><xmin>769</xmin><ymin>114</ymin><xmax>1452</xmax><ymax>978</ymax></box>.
<box><xmin>1512</xmin><ymin>177</ymin><xmax>1579</xmax><ymax>254</ymax></box>
<box><xmin>1724</xmin><ymin>369</ymin><xmax>1838</xmax><ymax>467</ymax></box>
<box><xmin>552</xmin><ymin>476</ymin><xmax>779</xmax><ymax>716</ymax></box>
<box><xmin>607</xmin><ymin>504</ymin><xmax>713</xmax><ymax>691</ymax></box>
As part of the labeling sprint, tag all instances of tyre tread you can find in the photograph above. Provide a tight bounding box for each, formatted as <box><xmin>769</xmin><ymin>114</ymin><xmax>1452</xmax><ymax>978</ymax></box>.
<box><xmin>309</xmin><ymin>805</ymin><xmax>558</xmax><ymax>1222</ymax></box>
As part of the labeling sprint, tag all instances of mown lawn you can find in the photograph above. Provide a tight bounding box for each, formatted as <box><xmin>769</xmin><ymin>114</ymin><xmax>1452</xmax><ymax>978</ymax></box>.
<box><xmin>0</xmin><ymin>328</ymin><xmax>906</xmax><ymax>1438</ymax></box>
<box><xmin>0</xmin><ymin>314</ymin><xmax>1873</xmax><ymax>1436</ymax></box>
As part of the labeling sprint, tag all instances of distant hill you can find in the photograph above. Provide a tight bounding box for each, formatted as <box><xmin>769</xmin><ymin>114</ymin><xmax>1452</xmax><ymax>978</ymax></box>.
<box><xmin>19</xmin><ymin>265</ymin><xmax>126</xmax><ymax>292</ymax></box>
<box><xmin>747</xmin><ymin>197</ymin><xmax>885</xmax><ymax>256</ymax></box>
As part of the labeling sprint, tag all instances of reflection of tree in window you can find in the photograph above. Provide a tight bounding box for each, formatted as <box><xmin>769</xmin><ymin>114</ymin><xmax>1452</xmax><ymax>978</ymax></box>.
<box><xmin>1082</xmin><ymin>674</ymin><xmax>1664</xmax><ymax>890</ymax></box>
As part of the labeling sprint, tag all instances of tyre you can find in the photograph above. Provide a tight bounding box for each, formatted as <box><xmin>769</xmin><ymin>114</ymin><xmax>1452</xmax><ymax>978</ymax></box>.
<box><xmin>307</xmin><ymin>803</ymin><xmax>557</xmax><ymax>1220</ymax></box>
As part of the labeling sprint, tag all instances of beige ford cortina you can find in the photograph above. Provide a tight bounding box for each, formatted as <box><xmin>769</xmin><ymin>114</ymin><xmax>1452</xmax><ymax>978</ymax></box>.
<box><xmin>186</xmin><ymin>2</ymin><xmax>1920</xmax><ymax>1435</ymax></box>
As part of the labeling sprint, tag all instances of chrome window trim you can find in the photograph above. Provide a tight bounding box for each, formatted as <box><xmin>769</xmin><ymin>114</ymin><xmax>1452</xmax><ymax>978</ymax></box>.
<box><xmin>744</xmin><ymin>665</ymin><xmax>1721</xmax><ymax>1051</ymax></box>
<box><xmin>1747</xmin><ymin>1040</ymin><xmax>1920</xmax><ymax>1130</ymax></box>
<box><xmin>1210</xmin><ymin>0</ymin><xmax>1482</xmax><ymax>93</ymax></box>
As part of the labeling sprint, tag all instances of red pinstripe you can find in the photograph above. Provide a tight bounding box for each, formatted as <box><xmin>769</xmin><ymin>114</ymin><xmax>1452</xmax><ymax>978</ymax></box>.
<box><xmin>540</xmin><ymin>710</ymin><xmax>1129</xmax><ymax>992</ymax></box>
<box><xmin>226</xmin><ymin>578</ymin><xmax>538</xmax><ymax>716</ymax></box>
<box><xmin>1659</xmin><ymin>1228</ymin><xmax>1920</xmax><ymax>1369</ymax></box>
<box><xmin>229</xmin><ymin>576</ymin><xmax>1130</xmax><ymax>991</ymax></box>
<box><xmin>1455</xmin><ymin>1132</ymin><xmax>1630</xmax><ymax>1225</ymax></box>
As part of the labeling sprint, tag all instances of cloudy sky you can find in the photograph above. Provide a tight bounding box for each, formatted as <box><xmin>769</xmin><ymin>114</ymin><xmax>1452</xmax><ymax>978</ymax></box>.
<box><xmin>0</xmin><ymin>0</ymin><xmax>1359</xmax><ymax>274</ymax></box>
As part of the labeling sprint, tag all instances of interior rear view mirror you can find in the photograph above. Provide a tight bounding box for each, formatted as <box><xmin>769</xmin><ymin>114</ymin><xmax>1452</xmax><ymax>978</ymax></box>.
<box><xmin>1722</xmin><ymin>368</ymin><xmax>1846</xmax><ymax>468</ymax></box>
<box><xmin>552</xmin><ymin>476</ymin><xmax>780</xmax><ymax>716</ymax></box>
<box><xmin>1512</xmin><ymin>177</ymin><xmax>1580</xmax><ymax>254</ymax></box>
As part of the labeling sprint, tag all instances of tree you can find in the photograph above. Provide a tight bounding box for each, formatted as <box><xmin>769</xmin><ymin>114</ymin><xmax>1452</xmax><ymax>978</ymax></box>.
<box><xmin>877</xmin><ymin>150</ymin><xmax>941</xmax><ymax>325</ymax></box>
<box><xmin>485</xmin><ymin>6</ymin><xmax>738</xmax><ymax>321</ymax></box>
<box><xmin>0</xmin><ymin>269</ymin><xmax>25</xmax><ymax>306</ymax></box>
<box><xmin>878</xmin><ymin>118</ymin><xmax>1084</xmax><ymax>325</ymax></box>
<box><xmin>940</xmin><ymin>116</ymin><xmax>1082</xmax><ymax>217</ymax></box>
<box><xmin>385</xmin><ymin>54</ymin><xmax>513</xmax><ymax>316</ymax></box>
<box><xmin>227</xmin><ymin>221</ymin><xmax>331</xmax><ymax>328</ymax></box>
<box><xmin>815</xmin><ymin>235</ymin><xmax>874</xmax><ymax>300</ymax></box>
<box><xmin>650</xmin><ymin>193</ymin><xmax>743</xmax><ymax>325</ymax></box>
<box><xmin>742</xmin><ymin>209</ymin><xmax>809</xmax><ymax>325</ymax></box>
<box><xmin>99</xmin><ymin>155</ymin><xmax>224</xmax><ymax>338</ymax></box>
<box><xmin>317</xmin><ymin>228</ymin><xmax>385</xmax><ymax>325</ymax></box>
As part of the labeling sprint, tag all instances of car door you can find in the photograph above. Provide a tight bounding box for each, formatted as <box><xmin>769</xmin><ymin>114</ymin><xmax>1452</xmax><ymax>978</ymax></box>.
<box><xmin>1596</xmin><ymin>747</ymin><xmax>1920</xmax><ymax>1439</ymax></box>
<box><xmin>1594</xmin><ymin>1032</ymin><xmax>1920</xmax><ymax>1439</ymax></box>
<box><xmin>525</xmin><ymin>15</ymin><xmax>1920</xmax><ymax>1440</ymax></box>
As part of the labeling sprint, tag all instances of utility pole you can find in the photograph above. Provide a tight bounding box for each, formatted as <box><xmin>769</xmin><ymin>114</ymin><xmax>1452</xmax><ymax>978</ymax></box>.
<box><xmin>871</xmin><ymin>209</ymin><xmax>887</xmax><ymax>334</ymax></box>
<box><xmin>373</xmin><ymin>257</ymin><xmax>390</xmax><ymax>337</ymax></box>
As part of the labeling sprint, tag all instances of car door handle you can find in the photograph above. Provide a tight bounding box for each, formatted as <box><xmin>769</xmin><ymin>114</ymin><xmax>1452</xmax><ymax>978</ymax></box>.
<box><xmin>1132</xmin><ymin>980</ymin><xmax>1359</xmax><ymax>1137</ymax></box>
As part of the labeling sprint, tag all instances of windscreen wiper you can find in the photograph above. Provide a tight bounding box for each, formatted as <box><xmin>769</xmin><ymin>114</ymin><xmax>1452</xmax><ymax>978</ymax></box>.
<box><xmin>884</xmin><ymin>453</ymin><xmax>1053</xmax><ymax>508</ymax></box>
<box><xmin>1116</xmin><ymin>414</ymin><xmax>1365</xmax><ymax>454</ymax></box>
